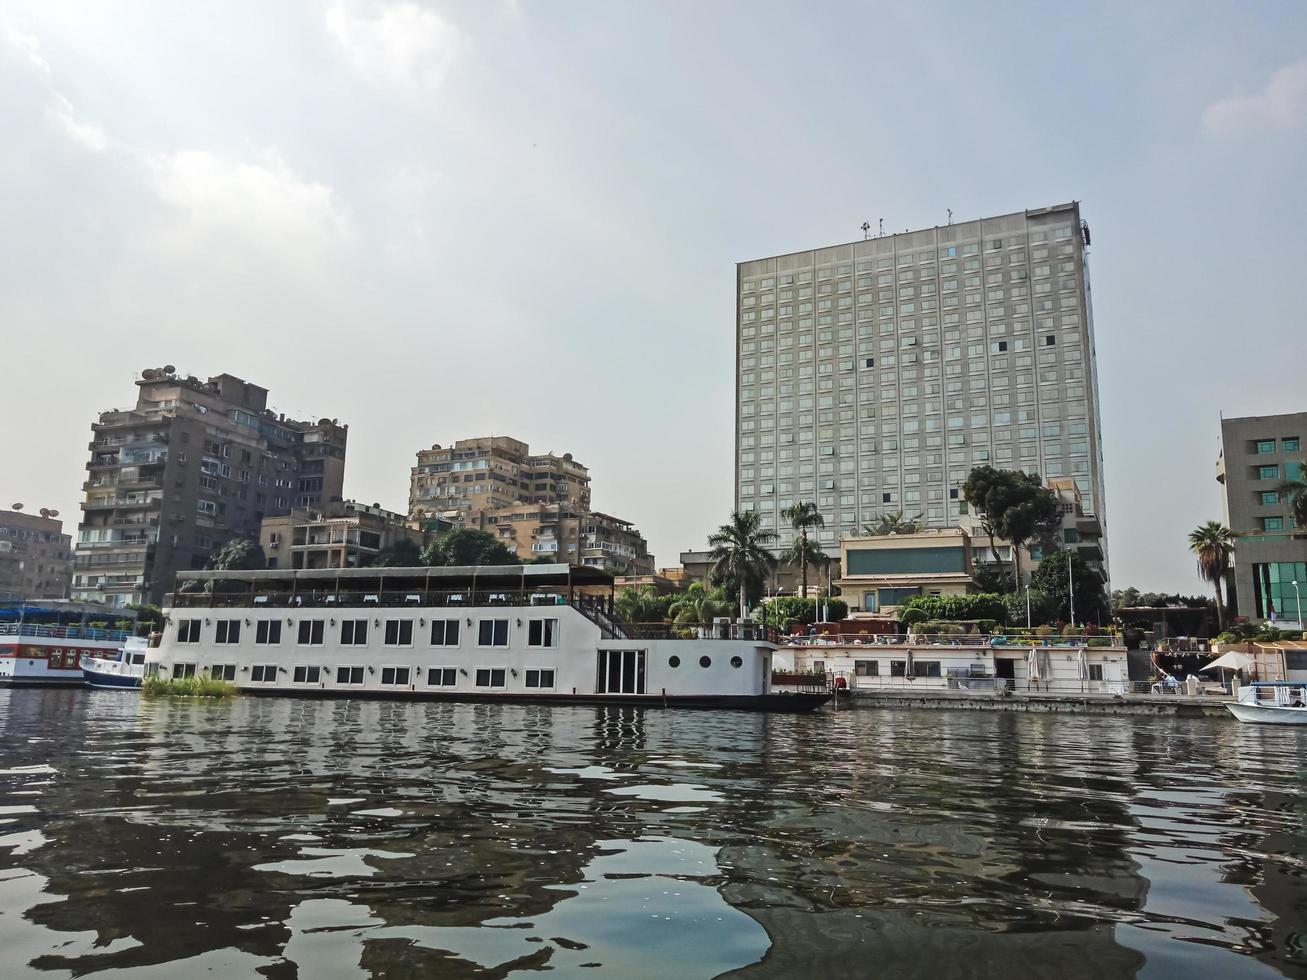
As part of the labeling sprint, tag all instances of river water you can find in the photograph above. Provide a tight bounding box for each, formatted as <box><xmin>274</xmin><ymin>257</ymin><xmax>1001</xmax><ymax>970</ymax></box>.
<box><xmin>1</xmin><ymin>690</ymin><xmax>1306</xmax><ymax>979</ymax></box>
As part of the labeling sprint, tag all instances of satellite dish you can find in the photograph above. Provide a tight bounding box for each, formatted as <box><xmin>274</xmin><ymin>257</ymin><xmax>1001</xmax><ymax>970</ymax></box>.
<box><xmin>319</xmin><ymin>418</ymin><xmax>331</xmax><ymax>426</ymax></box>
<box><xmin>142</xmin><ymin>368</ymin><xmax>159</xmax><ymax>380</ymax></box>
<box><xmin>39</xmin><ymin>508</ymin><xmax>50</xmax><ymax>518</ymax></box>
<box><xmin>10</xmin><ymin>503</ymin><xmax>22</xmax><ymax>510</ymax></box>
<box><xmin>163</xmin><ymin>364</ymin><xmax>176</xmax><ymax>374</ymax></box>
<box><xmin>48</xmin><ymin>509</ymin><xmax>59</xmax><ymax>518</ymax></box>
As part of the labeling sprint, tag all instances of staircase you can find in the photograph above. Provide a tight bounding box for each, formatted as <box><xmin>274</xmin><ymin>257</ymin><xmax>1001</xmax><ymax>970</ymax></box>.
<box><xmin>573</xmin><ymin>601</ymin><xmax>630</xmax><ymax>640</ymax></box>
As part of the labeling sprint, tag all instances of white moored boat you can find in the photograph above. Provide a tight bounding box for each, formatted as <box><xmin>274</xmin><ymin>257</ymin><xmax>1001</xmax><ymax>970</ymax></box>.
<box><xmin>147</xmin><ymin>564</ymin><xmax>830</xmax><ymax>712</ymax></box>
<box><xmin>82</xmin><ymin>637</ymin><xmax>148</xmax><ymax>689</ymax></box>
<box><xmin>1227</xmin><ymin>682</ymin><xmax>1307</xmax><ymax>725</ymax></box>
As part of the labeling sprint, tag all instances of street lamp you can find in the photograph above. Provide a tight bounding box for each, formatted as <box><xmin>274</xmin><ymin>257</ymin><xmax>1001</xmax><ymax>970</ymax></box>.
<box><xmin>1293</xmin><ymin>580</ymin><xmax>1303</xmax><ymax>628</ymax></box>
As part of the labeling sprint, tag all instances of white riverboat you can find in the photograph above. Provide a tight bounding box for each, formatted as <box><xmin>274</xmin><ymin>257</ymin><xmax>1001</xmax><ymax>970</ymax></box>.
<box><xmin>82</xmin><ymin>637</ymin><xmax>149</xmax><ymax>689</ymax></box>
<box><xmin>147</xmin><ymin>565</ymin><xmax>830</xmax><ymax>711</ymax></box>
<box><xmin>0</xmin><ymin>622</ymin><xmax>130</xmax><ymax>687</ymax></box>
<box><xmin>1227</xmin><ymin>682</ymin><xmax>1307</xmax><ymax>725</ymax></box>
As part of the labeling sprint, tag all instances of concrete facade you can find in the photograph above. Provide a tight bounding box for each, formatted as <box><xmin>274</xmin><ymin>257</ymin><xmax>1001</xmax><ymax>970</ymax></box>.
<box><xmin>1218</xmin><ymin>412</ymin><xmax>1307</xmax><ymax>624</ymax></box>
<box><xmin>734</xmin><ymin>202</ymin><xmax>1108</xmax><ymax>579</ymax></box>
<box><xmin>260</xmin><ymin>501</ymin><xmax>423</xmax><ymax>571</ymax></box>
<box><xmin>835</xmin><ymin>527</ymin><xmax>975</xmax><ymax>615</ymax></box>
<box><xmin>0</xmin><ymin>507</ymin><xmax>73</xmax><ymax>601</ymax></box>
<box><xmin>74</xmin><ymin>367</ymin><xmax>348</xmax><ymax>607</ymax></box>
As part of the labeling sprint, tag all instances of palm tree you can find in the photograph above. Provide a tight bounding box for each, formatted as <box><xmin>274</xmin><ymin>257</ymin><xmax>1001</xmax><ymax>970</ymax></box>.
<box><xmin>781</xmin><ymin>535</ymin><xmax>829</xmax><ymax>596</ymax></box>
<box><xmin>1277</xmin><ymin>461</ymin><xmax>1307</xmax><ymax>529</ymax></box>
<box><xmin>862</xmin><ymin>510</ymin><xmax>924</xmax><ymax>536</ymax></box>
<box><xmin>668</xmin><ymin>582</ymin><xmax>733</xmax><ymax>627</ymax></box>
<box><xmin>780</xmin><ymin>502</ymin><xmax>825</xmax><ymax>598</ymax></box>
<box><xmin>1188</xmin><ymin>521</ymin><xmax>1235</xmax><ymax>631</ymax></box>
<box><xmin>707</xmin><ymin>510</ymin><xmax>778</xmax><ymax>617</ymax></box>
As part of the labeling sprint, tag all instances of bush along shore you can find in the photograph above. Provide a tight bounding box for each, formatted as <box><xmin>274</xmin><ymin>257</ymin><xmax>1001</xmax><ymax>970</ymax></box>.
<box><xmin>142</xmin><ymin>676</ymin><xmax>238</xmax><ymax>698</ymax></box>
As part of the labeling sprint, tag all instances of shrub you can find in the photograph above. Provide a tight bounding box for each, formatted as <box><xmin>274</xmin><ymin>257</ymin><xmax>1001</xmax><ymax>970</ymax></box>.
<box><xmin>1034</xmin><ymin>624</ymin><xmax>1056</xmax><ymax>638</ymax></box>
<box><xmin>765</xmin><ymin>596</ymin><xmax>849</xmax><ymax>626</ymax></box>
<box><xmin>899</xmin><ymin>607</ymin><xmax>927</xmax><ymax>627</ymax></box>
<box><xmin>142</xmin><ymin>676</ymin><xmax>238</xmax><ymax>698</ymax></box>
<box><xmin>1086</xmin><ymin>637</ymin><xmax>1114</xmax><ymax>647</ymax></box>
<box><xmin>900</xmin><ymin>593</ymin><xmax>1008</xmax><ymax>624</ymax></box>
<box><xmin>1062</xmin><ymin>624</ymin><xmax>1082</xmax><ymax>637</ymax></box>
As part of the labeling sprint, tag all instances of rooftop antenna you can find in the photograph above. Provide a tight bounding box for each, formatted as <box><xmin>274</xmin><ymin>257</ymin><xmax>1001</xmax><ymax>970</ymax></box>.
<box><xmin>861</xmin><ymin>221</ymin><xmax>870</xmax><ymax>240</ymax></box>
<box><xmin>947</xmin><ymin>208</ymin><xmax>953</xmax><ymax>225</ymax></box>
<box><xmin>878</xmin><ymin>218</ymin><xmax>884</xmax><ymax>238</ymax></box>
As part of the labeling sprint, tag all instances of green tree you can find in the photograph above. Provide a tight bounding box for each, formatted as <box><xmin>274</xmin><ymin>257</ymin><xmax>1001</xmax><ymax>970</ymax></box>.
<box><xmin>780</xmin><ymin>502</ymin><xmax>825</xmax><ymax>598</ymax></box>
<box><xmin>366</xmin><ymin>537</ymin><xmax>423</xmax><ymax>568</ymax></box>
<box><xmin>780</xmin><ymin>533</ymin><xmax>830</xmax><ymax>599</ymax></box>
<box><xmin>962</xmin><ymin>466</ymin><xmax>1061</xmax><ymax>587</ymax></box>
<box><xmin>899</xmin><ymin>593</ymin><xmax>1009</xmax><ymax>624</ymax></box>
<box><xmin>1277</xmin><ymin>461</ymin><xmax>1307</xmax><ymax>529</ymax></box>
<box><xmin>763</xmin><ymin>595</ymin><xmax>849</xmax><ymax>628</ymax></box>
<box><xmin>125</xmin><ymin>602</ymin><xmax>163</xmax><ymax>636</ymax></box>
<box><xmin>707</xmin><ymin>510</ymin><xmax>778</xmax><ymax>616</ymax></box>
<box><xmin>421</xmin><ymin>528</ymin><xmax>519</xmax><ymax>567</ymax></box>
<box><xmin>1004</xmin><ymin>588</ymin><xmax>1060</xmax><ymax>627</ymax></box>
<box><xmin>1030</xmin><ymin>549</ymin><xmax>1107</xmax><ymax>624</ymax></box>
<box><xmin>1188</xmin><ymin>520</ymin><xmax>1235</xmax><ymax>631</ymax></box>
<box><xmin>668</xmin><ymin>582</ymin><xmax>734</xmax><ymax>627</ymax></box>
<box><xmin>207</xmin><ymin>537</ymin><xmax>267</xmax><ymax>571</ymax></box>
<box><xmin>1111</xmin><ymin>586</ymin><xmax>1141</xmax><ymax>612</ymax></box>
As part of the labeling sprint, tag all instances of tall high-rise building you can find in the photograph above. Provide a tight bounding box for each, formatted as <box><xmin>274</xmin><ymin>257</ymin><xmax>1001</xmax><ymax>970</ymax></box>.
<box><xmin>74</xmin><ymin>367</ymin><xmax>348</xmax><ymax>607</ymax></box>
<box><xmin>734</xmin><ymin>202</ymin><xmax>1108</xmax><ymax>577</ymax></box>
<box><xmin>1217</xmin><ymin>412</ymin><xmax>1307</xmax><ymax>624</ymax></box>
<box><xmin>409</xmin><ymin>436</ymin><xmax>653</xmax><ymax>574</ymax></box>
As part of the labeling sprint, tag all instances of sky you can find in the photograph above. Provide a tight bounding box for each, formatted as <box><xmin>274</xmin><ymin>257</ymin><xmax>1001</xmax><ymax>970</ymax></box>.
<box><xmin>1</xmin><ymin>1</ymin><xmax>1304</xmax><ymax>594</ymax></box>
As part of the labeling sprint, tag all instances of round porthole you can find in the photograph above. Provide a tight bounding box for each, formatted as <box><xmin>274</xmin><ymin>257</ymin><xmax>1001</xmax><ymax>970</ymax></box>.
<box><xmin>668</xmin><ymin>655</ymin><xmax>681</xmax><ymax>668</ymax></box>
<box><xmin>699</xmin><ymin>656</ymin><xmax>712</xmax><ymax>668</ymax></box>
<box><xmin>730</xmin><ymin>655</ymin><xmax>743</xmax><ymax>668</ymax></box>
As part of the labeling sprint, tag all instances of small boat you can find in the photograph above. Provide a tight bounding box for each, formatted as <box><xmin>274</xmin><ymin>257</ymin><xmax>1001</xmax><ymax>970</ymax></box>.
<box><xmin>81</xmin><ymin>637</ymin><xmax>148</xmax><ymax>690</ymax></box>
<box><xmin>1227</xmin><ymin>681</ymin><xmax>1307</xmax><ymax>724</ymax></box>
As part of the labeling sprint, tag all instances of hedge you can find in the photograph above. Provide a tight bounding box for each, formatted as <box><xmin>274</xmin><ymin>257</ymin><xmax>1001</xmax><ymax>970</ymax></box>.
<box><xmin>899</xmin><ymin>593</ymin><xmax>1008</xmax><ymax>625</ymax></box>
<box><xmin>762</xmin><ymin>595</ymin><xmax>848</xmax><ymax>626</ymax></box>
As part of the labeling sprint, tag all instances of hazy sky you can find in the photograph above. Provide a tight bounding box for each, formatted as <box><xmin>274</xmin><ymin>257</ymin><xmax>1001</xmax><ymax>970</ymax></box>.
<box><xmin>2</xmin><ymin>1</ymin><xmax>1304</xmax><ymax>593</ymax></box>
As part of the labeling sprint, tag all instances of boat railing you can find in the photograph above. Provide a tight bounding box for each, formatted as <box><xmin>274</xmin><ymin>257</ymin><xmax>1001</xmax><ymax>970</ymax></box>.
<box><xmin>782</xmin><ymin>632</ymin><xmax>1123</xmax><ymax>649</ymax></box>
<box><xmin>0</xmin><ymin>623</ymin><xmax>130</xmax><ymax>642</ymax></box>
<box><xmin>168</xmin><ymin>588</ymin><xmax>591</xmax><ymax>611</ymax></box>
<box><xmin>621</xmin><ymin>622</ymin><xmax>779</xmax><ymax>642</ymax></box>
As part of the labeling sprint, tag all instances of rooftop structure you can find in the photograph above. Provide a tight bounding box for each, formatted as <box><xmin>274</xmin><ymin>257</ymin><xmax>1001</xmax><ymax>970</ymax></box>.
<box><xmin>0</xmin><ymin>506</ymin><xmax>73</xmax><ymax>601</ymax></box>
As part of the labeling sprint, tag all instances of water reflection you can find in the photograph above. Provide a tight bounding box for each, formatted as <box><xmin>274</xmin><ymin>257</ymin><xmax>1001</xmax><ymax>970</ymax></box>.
<box><xmin>1</xmin><ymin>691</ymin><xmax>1306</xmax><ymax>977</ymax></box>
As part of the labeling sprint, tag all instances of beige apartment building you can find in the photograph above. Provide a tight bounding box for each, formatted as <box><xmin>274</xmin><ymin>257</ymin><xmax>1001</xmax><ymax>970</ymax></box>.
<box><xmin>260</xmin><ymin>501</ymin><xmax>424</xmax><ymax>570</ymax></box>
<box><xmin>74</xmin><ymin>367</ymin><xmax>347</xmax><ymax>607</ymax></box>
<box><xmin>0</xmin><ymin>506</ymin><xmax>73</xmax><ymax>601</ymax></box>
<box><xmin>409</xmin><ymin>436</ymin><xmax>652</xmax><ymax>575</ymax></box>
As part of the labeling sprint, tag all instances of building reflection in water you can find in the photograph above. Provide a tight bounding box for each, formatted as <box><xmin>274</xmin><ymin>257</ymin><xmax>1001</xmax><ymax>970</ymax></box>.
<box><xmin>1</xmin><ymin>691</ymin><xmax>1307</xmax><ymax>977</ymax></box>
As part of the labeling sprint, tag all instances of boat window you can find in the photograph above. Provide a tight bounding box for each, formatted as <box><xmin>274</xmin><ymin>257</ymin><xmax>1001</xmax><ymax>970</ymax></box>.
<box><xmin>430</xmin><ymin>619</ymin><xmax>461</xmax><ymax>646</ymax></box>
<box><xmin>177</xmin><ymin>620</ymin><xmax>201</xmax><ymax>644</ymax></box>
<box><xmin>478</xmin><ymin>619</ymin><xmax>510</xmax><ymax>647</ymax></box>
<box><xmin>527</xmin><ymin>619</ymin><xmax>559</xmax><ymax>648</ymax></box>
<box><xmin>384</xmin><ymin>620</ymin><xmax>414</xmax><ymax>646</ymax></box>
<box><xmin>255</xmin><ymin>620</ymin><xmax>282</xmax><ymax>645</ymax></box>
<box><xmin>210</xmin><ymin>664</ymin><xmax>236</xmax><ymax>681</ymax></box>
<box><xmin>335</xmin><ymin>666</ymin><xmax>364</xmax><ymax>685</ymax></box>
<box><xmin>251</xmin><ymin>664</ymin><xmax>278</xmax><ymax>683</ymax></box>
<box><xmin>380</xmin><ymin>666</ymin><xmax>411</xmax><ymax>686</ymax></box>
<box><xmin>340</xmin><ymin>619</ymin><xmax>368</xmax><ymax>645</ymax></box>
<box><xmin>597</xmin><ymin>650</ymin><xmax>646</xmax><ymax>694</ymax></box>
<box><xmin>292</xmin><ymin>665</ymin><xmax>321</xmax><ymax>684</ymax></box>
<box><xmin>731</xmin><ymin>656</ymin><xmax>743</xmax><ymax>668</ymax></box>
<box><xmin>131</xmin><ymin>654</ymin><xmax>146</xmax><ymax>665</ymax></box>
<box><xmin>525</xmin><ymin>668</ymin><xmax>555</xmax><ymax>689</ymax></box>
<box><xmin>427</xmin><ymin>667</ymin><xmax>457</xmax><ymax>687</ymax></box>
<box><xmin>215</xmin><ymin>620</ymin><xmax>241</xmax><ymax>645</ymax></box>
<box><xmin>297</xmin><ymin>620</ymin><xmax>325</xmax><ymax>645</ymax></box>
<box><xmin>173</xmin><ymin>663</ymin><xmax>197</xmax><ymax>679</ymax></box>
<box><xmin>475</xmin><ymin>667</ymin><xmax>507</xmax><ymax>688</ymax></box>
<box><xmin>668</xmin><ymin>655</ymin><xmax>680</xmax><ymax>668</ymax></box>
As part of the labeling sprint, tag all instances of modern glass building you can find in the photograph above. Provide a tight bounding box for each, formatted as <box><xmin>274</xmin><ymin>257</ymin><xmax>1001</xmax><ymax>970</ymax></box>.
<box><xmin>1217</xmin><ymin>413</ymin><xmax>1307</xmax><ymax>623</ymax></box>
<box><xmin>734</xmin><ymin>202</ymin><xmax>1108</xmax><ymax>571</ymax></box>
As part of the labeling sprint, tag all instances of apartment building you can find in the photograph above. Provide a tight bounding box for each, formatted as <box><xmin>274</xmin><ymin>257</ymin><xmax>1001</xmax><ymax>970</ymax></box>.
<box><xmin>260</xmin><ymin>501</ymin><xmax>423</xmax><ymax>571</ymax></box>
<box><xmin>409</xmin><ymin>436</ymin><xmax>652</xmax><ymax>574</ymax></box>
<box><xmin>1217</xmin><ymin>413</ymin><xmax>1307</xmax><ymax>624</ymax></box>
<box><xmin>734</xmin><ymin>202</ymin><xmax>1108</xmax><ymax>578</ymax></box>
<box><xmin>74</xmin><ymin>367</ymin><xmax>347</xmax><ymax>607</ymax></box>
<box><xmin>0</xmin><ymin>506</ymin><xmax>73</xmax><ymax>601</ymax></box>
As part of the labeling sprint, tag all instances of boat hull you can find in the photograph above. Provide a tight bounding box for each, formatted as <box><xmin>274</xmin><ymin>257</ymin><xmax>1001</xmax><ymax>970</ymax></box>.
<box><xmin>1226</xmin><ymin>702</ymin><xmax>1307</xmax><ymax>725</ymax></box>
<box><xmin>239</xmin><ymin>687</ymin><xmax>831</xmax><ymax>712</ymax></box>
<box><xmin>82</xmin><ymin>667</ymin><xmax>142</xmax><ymax>690</ymax></box>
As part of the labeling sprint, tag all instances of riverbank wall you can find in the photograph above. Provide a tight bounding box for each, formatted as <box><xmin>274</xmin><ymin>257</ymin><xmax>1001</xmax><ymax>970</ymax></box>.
<box><xmin>836</xmin><ymin>689</ymin><xmax>1231</xmax><ymax>718</ymax></box>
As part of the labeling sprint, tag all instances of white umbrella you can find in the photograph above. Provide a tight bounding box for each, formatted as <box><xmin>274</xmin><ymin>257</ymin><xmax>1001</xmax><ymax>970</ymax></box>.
<box><xmin>1200</xmin><ymin>651</ymin><xmax>1252</xmax><ymax>672</ymax></box>
<box><xmin>1027</xmin><ymin>648</ymin><xmax>1040</xmax><ymax>685</ymax></box>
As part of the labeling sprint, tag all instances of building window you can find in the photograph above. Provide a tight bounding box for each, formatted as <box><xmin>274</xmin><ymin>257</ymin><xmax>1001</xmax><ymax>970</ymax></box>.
<box><xmin>209</xmin><ymin>664</ymin><xmax>236</xmax><ymax>681</ymax></box>
<box><xmin>1258</xmin><ymin>465</ymin><xmax>1280</xmax><ymax>480</ymax></box>
<box><xmin>384</xmin><ymin>620</ymin><xmax>414</xmax><ymax>646</ymax></box>
<box><xmin>478</xmin><ymin>619</ymin><xmax>509</xmax><ymax>646</ymax></box>
<box><xmin>251</xmin><ymin>664</ymin><xmax>278</xmax><ymax>683</ymax></box>
<box><xmin>341</xmin><ymin>619</ymin><xmax>368</xmax><ymax>645</ymax></box>
<box><xmin>335</xmin><ymin>666</ymin><xmax>365</xmax><ymax>685</ymax></box>
<box><xmin>430</xmin><ymin>619</ymin><xmax>461</xmax><ymax>646</ymax></box>
<box><xmin>380</xmin><ymin>666</ymin><xmax>411</xmax><ymax>686</ymax></box>
<box><xmin>298</xmin><ymin>620</ymin><xmax>325</xmax><ymax>645</ymax></box>
<box><xmin>293</xmin><ymin>665</ymin><xmax>321</xmax><ymax>684</ymax></box>
<box><xmin>525</xmin><ymin>668</ymin><xmax>556</xmax><ymax>688</ymax></box>
<box><xmin>1262</xmin><ymin>491</ymin><xmax>1280</xmax><ymax>506</ymax></box>
<box><xmin>177</xmin><ymin>619</ymin><xmax>201</xmax><ymax>643</ymax></box>
<box><xmin>255</xmin><ymin>620</ymin><xmax>282</xmax><ymax>644</ymax></box>
<box><xmin>1263</xmin><ymin>517</ymin><xmax>1285</xmax><ymax>531</ymax></box>
<box><xmin>1285</xmin><ymin>438</ymin><xmax>1301</xmax><ymax>453</ymax></box>
<box><xmin>1256</xmin><ymin>439</ymin><xmax>1277</xmax><ymax>454</ymax></box>
<box><xmin>527</xmin><ymin>619</ymin><xmax>558</xmax><ymax>647</ymax></box>
<box><xmin>1088</xmin><ymin>664</ymin><xmax>1104</xmax><ymax>681</ymax></box>
<box><xmin>475</xmin><ymin>667</ymin><xmax>507</xmax><ymax>688</ymax></box>
<box><xmin>427</xmin><ymin>667</ymin><xmax>457</xmax><ymax>687</ymax></box>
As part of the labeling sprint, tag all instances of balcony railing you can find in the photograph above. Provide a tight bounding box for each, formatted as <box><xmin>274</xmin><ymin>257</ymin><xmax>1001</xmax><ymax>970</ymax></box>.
<box><xmin>0</xmin><ymin>623</ymin><xmax>130</xmax><ymax>642</ymax></box>
<box><xmin>782</xmin><ymin>632</ymin><xmax>1123</xmax><ymax>649</ymax></box>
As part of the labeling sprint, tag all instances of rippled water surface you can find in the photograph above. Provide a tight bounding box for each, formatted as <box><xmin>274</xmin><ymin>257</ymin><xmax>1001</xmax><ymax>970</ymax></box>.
<box><xmin>3</xmin><ymin>690</ymin><xmax>1307</xmax><ymax>978</ymax></box>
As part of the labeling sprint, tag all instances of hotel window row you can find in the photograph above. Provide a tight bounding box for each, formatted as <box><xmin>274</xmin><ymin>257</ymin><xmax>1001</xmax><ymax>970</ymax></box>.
<box><xmin>173</xmin><ymin>616</ymin><xmax>561</xmax><ymax>649</ymax></box>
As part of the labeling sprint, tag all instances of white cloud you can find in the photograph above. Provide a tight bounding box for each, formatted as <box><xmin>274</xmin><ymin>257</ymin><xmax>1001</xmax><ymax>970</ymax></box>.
<box><xmin>325</xmin><ymin>0</ymin><xmax>459</xmax><ymax>88</ymax></box>
<box><xmin>46</xmin><ymin>92</ymin><xmax>108</xmax><ymax>152</ymax></box>
<box><xmin>0</xmin><ymin>16</ymin><xmax>51</xmax><ymax>77</ymax></box>
<box><xmin>3</xmin><ymin>15</ymin><xmax>107</xmax><ymax>153</ymax></box>
<box><xmin>145</xmin><ymin>150</ymin><xmax>351</xmax><ymax>274</ymax></box>
<box><xmin>1203</xmin><ymin>56</ymin><xmax>1307</xmax><ymax>137</ymax></box>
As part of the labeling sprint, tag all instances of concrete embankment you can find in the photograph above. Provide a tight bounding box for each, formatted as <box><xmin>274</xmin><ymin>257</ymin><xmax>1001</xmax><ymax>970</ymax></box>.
<box><xmin>837</xmin><ymin>689</ymin><xmax>1231</xmax><ymax>718</ymax></box>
